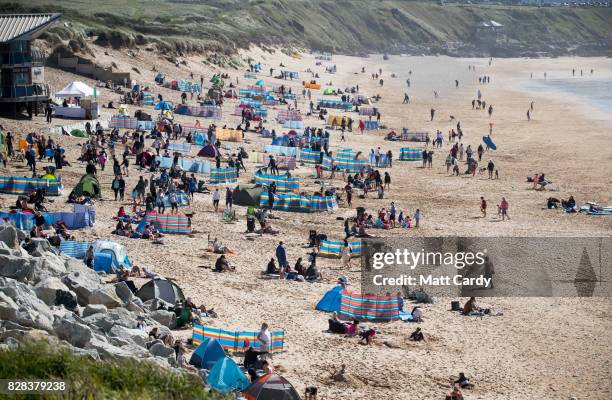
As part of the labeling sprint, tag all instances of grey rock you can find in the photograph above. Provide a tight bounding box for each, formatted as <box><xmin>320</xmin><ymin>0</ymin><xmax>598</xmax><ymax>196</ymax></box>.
<box><xmin>0</xmin><ymin>277</ymin><xmax>54</xmax><ymax>331</ymax></box>
<box><xmin>34</xmin><ymin>277</ymin><xmax>70</xmax><ymax>305</ymax></box>
<box><xmin>0</xmin><ymin>254</ymin><xmax>37</xmax><ymax>282</ymax></box>
<box><xmin>109</xmin><ymin>325</ymin><xmax>149</xmax><ymax>347</ymax></box>
<box><xmin>148</xmin><ymin>310</ymin><xmax>176</xmax><ymax>329</ymax></box>
<box><xmin>0</xmin><ymin>225</ymin><xmax>20</xmax><ymax>249</ymax></box>
<box><xmin>23</xmin><ymin>238</ymin><xmax>52</xmax><ymax>256</ymax></box>
<box><xmin>33</xmin><ymin>253</ymin><xmax>68</xmax><ymax>283</ymax></box>
<box><xmin>143</xmin><ymin>298</ymin><xmax>168</xmax><ymax>312</ymax></box>
<box><xmin>126</xmin><ymin>301</ymin><xmax>144</xmax><ymax>313</ymax></box>
<box><xmin>114</xmin><ymin>281</ymin><xmax>133</xmax><ymax>304</ymax></box>
<box><xmin>53</xmin><ymin>317</ymin><xmax>93</xmax><ymax>348</ymax></box>
<box><xmin>149</xmin><ymin>342</ymin><xmax>175</xmax><ymax>358</ymax></box>
<box><xmin>62</xmin><ymin>270</ymin><xmax>103</xmax><ymax>306</ymax></box>
<box><xmin>82</xmin><ymin>308</ymin><xmax>137</xmax><ymax>331</ymax></box>
<box><xmin>82</xmin><ymin>304</ymin><xmax>108</xmax><ymax>318</ymax></box>
<box><xmin>109</xmin><ymin>336</ymin><xmax>132</xmax><ymax>347</ymax></box>
<box><xmin>88</xmin><ymin>287</ymin><xmax>122</xmax><ymax>308</ymax></box>
<box><xmin>85</xmin><ymin>334</ymin><xmax>149</xmax><ymax>359</ymax></box>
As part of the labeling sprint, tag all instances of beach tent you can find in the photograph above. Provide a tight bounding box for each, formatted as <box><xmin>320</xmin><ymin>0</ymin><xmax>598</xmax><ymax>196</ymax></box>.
<box><xmin>255</xmin><ymin>79</ymin><xmax>265</xmax><ymax>86</ymax></box>
<box><xmin>208</xmin><ymin>357</ymin><xmax>250</xmax><ymax>393</ymax></box>
<box><xmin>189</xmin><ymin>337</ymin><xmax>226</xmax><ymax>370</ymax></box>
<box><xmin>198</xmin><ymin>144</ymin><xmax>220</xmax><ymax>158</ymax></box>
<box><xmin>70</xmin><ymin>174</ymin><xmax>101</xmax><ymax>198</ymax></box>
<box><xmin>316</xmin><ymin>286</ymin><xmax>343</xmax><ymax>313</ymax></box>
<box><xmin>233</xmin><ymin>185</ymin><xmax>263</xmax><ymax>206</ymax></box>
<box><xmin>154</xmin><ymin>101</ymin><xmax>173</xmax><ymax>110</ymax></box>
<box><xmin>136</xmin><ymin>278</ymin><xmax>185</xmax><ymax>304</ymax></box>
<box><xmin>243</xmin><ymin>374</ymin><xmax>300</xmax><ymax>400</ymax></box>
<box><xmin>55</xmin><ymin>81</ymin><xmax>94</xmax><ymax>98</ymax></box>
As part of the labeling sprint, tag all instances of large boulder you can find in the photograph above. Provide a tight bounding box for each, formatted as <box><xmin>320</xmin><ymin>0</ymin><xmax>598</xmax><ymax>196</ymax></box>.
<box><xmin>82</xmin><ymin>304</ymin><xmax>108</xmax><ymax>318</ymax></box>
<box><xmin>149</xmin><ymin>342</ymin><xmax>175</xmax><ymax>358</ymax></box>
<box><xmin>88</xmin><ymin>287</ymin><xmax>122</xmax><ymax>308</ymax></box>
<box><xmin>23</xmin><ymin>238</ymin><xmax>52</xmax><ymax>256</ymax></box>
<box><xmin>53</xmin><ymin>317</ymin><xmax>93</xmax><ymax>348</ymax></box>
<box><xmin>148</xmin><ymin>310</ymin><xmax>176</xmax><ymax>329</ymax></box>
<box><xmin>82</xmin><ymin>308</ymin><xmax>137</xmax><ymax>331</ymax></box>
<box><xmin>62</xmin><ymin>270</ymin><xmax>103</xmax><ymax>306</ymax></box>
<box><xmin>33</xmin><ymin>253</ymin><xmax>68</xmax><ymax>283</ymax></box>
<box><xmin>34</xmin><ymin>277</ymin><xmax>70</xmax><ymax>305</ymax></box>
<box><xmin>85</xmin><ymin>334</ymin><xmax>149</xmax><ymax>360</ymax></box>
<box><xmin>0</xmin><ymin>253</ymin><xmax>37</xmax><ymax>282</ymax></box>
<box><xmin>114</xmin><ymin>281</ymin><xmax>133</xmax><ymax>304</ymax></box>
<box><xmin>0</xmin><ymin>277</ymin><xmax>54</xmax><ymax>331</ymax></box>
<box><xmin>108</xmin><ymin>325</ymin><xmax>149</xmax><ymax>347</ymax></box>
<box><xmin>0</xmin><ymin>225</ymin><xmax>20</xmax><ymax>249</ymax></box>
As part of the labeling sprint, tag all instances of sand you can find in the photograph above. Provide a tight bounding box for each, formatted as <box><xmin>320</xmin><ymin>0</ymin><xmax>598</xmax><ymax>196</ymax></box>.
<box><xmin>1</xmin><ymin>44</ymin><xmax>611</xmax><ymax>399</ymax></box>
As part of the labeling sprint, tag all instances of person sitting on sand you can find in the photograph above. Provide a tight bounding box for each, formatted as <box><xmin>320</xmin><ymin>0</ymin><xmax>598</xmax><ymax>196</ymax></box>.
<box><xmin>446</xmin><ymin>385</ymin><xmax>464</xmax><ymax>400</ymax></box>
<box><xmin>214</xmin><ymin>255</ymin><xmax>234</xmax><ymax>272</ymax></box>
<box><xmin>358</xmin><ymin>325</ymin><xmax>376</xmax><ymax>345</ymax></box>
<box><xmin>212</xmin><ymin>237</ymin><xmax>235</xmax><ymax>254</ymax></box>
<box><xmin>454</xmin><ymin>372</ymin><xmax>474</xmax><ymax>389</ymax></box>
<box><xmin>328</xmin><ymin>312</ymin><xmax>348</xmax><ymax>334</ymax></box>
<box><xmin>409</xmin><ymin>327</ymin><xmax>425</xmax><ymax>342</ymax></box>
<box><xmin>345</xmin><ymin>320</ymin><xmax>359</xmax><ymax>337</ymax></box>
<box><xmin>305</xmin><ymin>263</ymin><xmax>321</xmax><ymax>281</ymax></box>
<box><xmin>411</xmin><ymin>306</ymin><xmax>424</xmax><ymax>322</ymax></box>
<box><xmin>265</xmin><ymin>258</ymin><xmax>279</xmax><ymax>275</ymax></box>
<box><xmin>462</xmin><ymin>297</ymin><xmax>483</xmax><ymax>316</ymax></box>
<box><xmin>244</xmin><ymin>346</ymin><xmax>268</xmax><ymax>370</ymax></box>
<box><xmin>331</xmin><ymin>364</ymin><xmax>347</xmax><ymax>382</ymax></box>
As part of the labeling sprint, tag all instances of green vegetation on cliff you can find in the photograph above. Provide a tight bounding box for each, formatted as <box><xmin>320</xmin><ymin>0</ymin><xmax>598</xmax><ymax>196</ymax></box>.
<box><xmin>1</xmin><ymin>0</ymin><xmax>611</xmax><ymax>56</ymax></box>
<box><xmin>0</xmin><ymin>342</ymin><xmax>219</xmax><ymax>400</ymax></box>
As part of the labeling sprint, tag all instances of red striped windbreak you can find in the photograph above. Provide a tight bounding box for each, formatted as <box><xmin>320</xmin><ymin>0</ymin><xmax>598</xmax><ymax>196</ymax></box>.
<box><xmin>340</xmin><ymin>291</ymin><xmax>400</xmax><ymax>321</ymax></box>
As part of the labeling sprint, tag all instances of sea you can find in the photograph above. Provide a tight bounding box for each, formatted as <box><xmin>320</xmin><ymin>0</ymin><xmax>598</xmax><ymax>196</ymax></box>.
<box><xmin>522</xmin><ymin>78</ymin><xmax>612</xmax><ymax>117</ymax></box>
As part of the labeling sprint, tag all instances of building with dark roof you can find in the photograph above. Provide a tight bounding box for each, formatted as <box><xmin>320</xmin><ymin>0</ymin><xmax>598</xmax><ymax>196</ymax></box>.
<box><xmin>0</xmin><ymin>13</ymin><xmax>61</xmax><ymax>117</ymax></box>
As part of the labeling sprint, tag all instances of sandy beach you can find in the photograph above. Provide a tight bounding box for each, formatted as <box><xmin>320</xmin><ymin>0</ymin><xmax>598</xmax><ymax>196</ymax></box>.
<box><xmin>1</xmin><ymin>46</ymin><xmax>611</xmax><ymax>399</ymax></box>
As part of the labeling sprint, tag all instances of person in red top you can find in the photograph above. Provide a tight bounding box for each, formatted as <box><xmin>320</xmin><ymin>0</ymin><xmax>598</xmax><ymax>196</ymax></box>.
<box><xmin>499</xmin><ymin>197</ymin><xmax>509</xmax><ymax>221</ymax></box>
<box><xmin>480</xmin><ymin>197</ymin><xmax>487</xmax><ymax>217</ymax></box>
<box><xmin>358</xmin><ymin>119</ymin><xmax>365</xmax><ymax>134</ymax></box>
<box><xmin>117</xmin><ymin>206</ymin><xmax>126</xmax><ymax>218</ymax></box>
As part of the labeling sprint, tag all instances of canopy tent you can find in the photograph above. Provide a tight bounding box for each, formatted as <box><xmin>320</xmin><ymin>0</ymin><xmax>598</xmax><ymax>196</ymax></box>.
<box><xmin>315</xmin><ymin>285</ymin><xmax>343</xmax><ymax>313</ymax></box>
<box><xmin>243</xmin><ymin>374</ymin><xmax>300</xmax><ymax>400</ymax></box>
<box><xmin>189</xmin><ymin>337</ymin><xmax>226</xmax><ymax>370</ymax></box>
<box><xmin>136</xmin><ymin>278</ymin><xmax>185</xmax><ymax>304</ymax></box>
<box><xmin>208</xmin><ymin>357</ymin><xmax>250</xmax><ymax>393</ymax></box>
<box><xmin>192</xmin><ymin>324</ymin><xmax>285</xmax><ymax>353</ymax></box>
<box><xmin>55</xmin><ymin>81</ymin><xmax>94</xmax><ymax>98</ymax></box>
<box><xmin>60</xmin><ymin>239</ymin><xmax>132</xmax><ymax>272</ymax></box>
<box><xmin>233</xmin><ymin>185</ymin><xmax>263</xmax><ymax>207</ymax></box>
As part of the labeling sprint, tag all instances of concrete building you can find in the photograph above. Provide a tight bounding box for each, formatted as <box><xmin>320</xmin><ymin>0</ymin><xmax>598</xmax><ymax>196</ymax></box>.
<box><xmin>0</xmin><ymin>13</ymin><xmax>61</xmax><ymax>117</ymax></box>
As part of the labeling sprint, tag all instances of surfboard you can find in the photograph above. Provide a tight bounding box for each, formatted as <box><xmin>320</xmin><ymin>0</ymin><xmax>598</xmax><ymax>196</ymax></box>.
<box><xmin>483</xmin><ymin>135</ymin><xmax>497</xmax><ymax>150</ymax></box>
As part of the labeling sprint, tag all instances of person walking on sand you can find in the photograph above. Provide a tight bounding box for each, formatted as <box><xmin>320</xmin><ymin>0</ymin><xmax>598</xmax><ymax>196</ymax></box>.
<box><xmin>480</xmin><ymin>197</ymin><xmax>487</xmax><ymax>218</ymax></box>
<box><xmin>527</xmin><ymin>109</ymin><xmax>531</xmax><ymax>121</ymax></box>
<box><xmin>414</xmin><ymin>209</ymin><xmax>420</xmax><ymax>228</ymax></box>
<box><xmin>341</xmin><ymin>240</ymin><xmax>352</xmax><ymax>269</ymax></box>
<box><xmin>212</xmin><ymin>188</ymin><xmax>220</xmax><ymax>212</ymax></box>
<box><xmin>500</xmin><ymin>197</ymin><xmax>510</xmax><ymax>221</ymax></box>
<box><xmin>430</xmin><ymin>108</ymin><xmax>435</xmax><ymax>121</ymax></box>
<box><xmin>488</xmin><ymin>105</ymin><xmax>493</xmax><ymax>118</ymax></box>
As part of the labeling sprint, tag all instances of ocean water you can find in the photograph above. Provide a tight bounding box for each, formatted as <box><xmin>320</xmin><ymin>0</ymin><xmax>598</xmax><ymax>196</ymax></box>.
<box><xmin>523</xmin><ymin>78</ymin><xmax>612</xmax><ymax>116</ymax></box>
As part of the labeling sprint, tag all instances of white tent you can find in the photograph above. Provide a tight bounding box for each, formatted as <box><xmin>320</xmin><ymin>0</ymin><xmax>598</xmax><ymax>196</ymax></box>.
<box><xmin>55</xmin><ymin>81</ymin><xmax>94</xmax><ymax>98</ymax></box>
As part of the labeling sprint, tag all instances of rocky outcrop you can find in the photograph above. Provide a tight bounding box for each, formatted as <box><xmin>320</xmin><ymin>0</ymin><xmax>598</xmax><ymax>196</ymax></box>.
<box><xmin>0</xmin><ymin>234</ymin><xmax>189</xmax><ymax>371</ymax></box>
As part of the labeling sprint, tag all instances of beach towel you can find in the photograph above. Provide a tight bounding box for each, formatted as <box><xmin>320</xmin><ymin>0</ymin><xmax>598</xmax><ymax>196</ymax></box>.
<box><xmin>192</xmin><ymin>324</ymin><xmax>285</xmax><ymax>353</ymax></box>
<box><xmin>399</xmin><ymin>310</ymin><xmax>414</xmax><ymax>322</ymax></box>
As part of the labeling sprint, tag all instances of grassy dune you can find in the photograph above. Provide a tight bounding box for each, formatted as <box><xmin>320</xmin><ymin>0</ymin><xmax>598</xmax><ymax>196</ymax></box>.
<box><xmin>1</xmin><ymin>1</ymin><xmax>611</xmax><ymax>54</ymax></box>
<box><xmin>0</xmin><ymin>341</ymin><xmax>220</xmax><ymax>400</ymax></box>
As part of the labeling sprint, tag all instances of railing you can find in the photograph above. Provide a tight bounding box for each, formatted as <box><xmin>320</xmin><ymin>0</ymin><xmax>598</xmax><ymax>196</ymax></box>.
<box><xmin>0</xmin><ymin>83</ymin><xmax>50</xmax><ymax>99</ymax></box>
